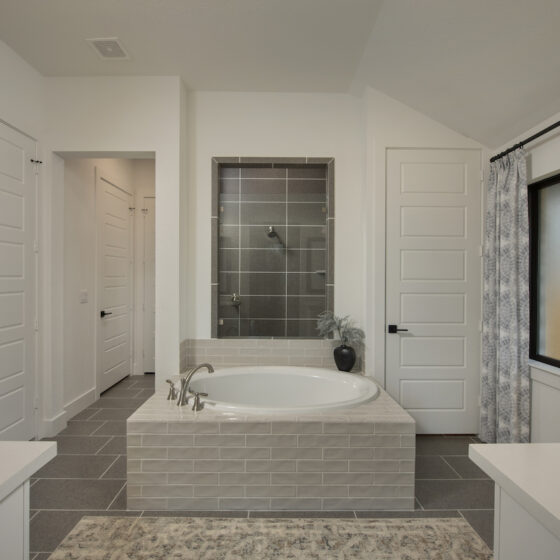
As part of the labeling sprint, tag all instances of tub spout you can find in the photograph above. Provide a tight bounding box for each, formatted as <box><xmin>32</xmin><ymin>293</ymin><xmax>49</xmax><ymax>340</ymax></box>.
<box><xmin>176</xmin><ymin>363</ymin><xmax>214</xmax><ymax>407</ymax></box>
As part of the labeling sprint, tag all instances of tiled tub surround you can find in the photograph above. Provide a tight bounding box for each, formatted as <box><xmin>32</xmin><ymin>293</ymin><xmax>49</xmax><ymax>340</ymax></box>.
<box><xmin>211</xmin><ymin>158</ymin><xmax>334</xmax><ymax>339</ymax></box>
<box><xmin>126</xmin><ymin>386</ymin><xmax>414</xmax><ymax>511</ymax></box>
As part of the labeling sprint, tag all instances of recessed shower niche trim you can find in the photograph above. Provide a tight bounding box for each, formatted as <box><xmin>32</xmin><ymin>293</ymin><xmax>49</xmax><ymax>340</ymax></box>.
<box><xmin>211</xmin><ymin>157</ymin><xmax>334</xmax><ymax>338</ymax></box>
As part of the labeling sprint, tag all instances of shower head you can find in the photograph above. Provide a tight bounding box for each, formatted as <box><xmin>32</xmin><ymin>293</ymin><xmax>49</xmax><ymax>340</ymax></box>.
<box><xmin>266</xmin><ymin>226</ymin><xmax>278</xmax><ymax>238</ymax></box>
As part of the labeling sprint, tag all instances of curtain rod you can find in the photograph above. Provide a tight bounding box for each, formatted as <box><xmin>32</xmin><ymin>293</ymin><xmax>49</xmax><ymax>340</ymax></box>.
<box><xmin>490</xmin><ymin>119</ymin><xmax>560</xmax><ymax>162</ymax></box>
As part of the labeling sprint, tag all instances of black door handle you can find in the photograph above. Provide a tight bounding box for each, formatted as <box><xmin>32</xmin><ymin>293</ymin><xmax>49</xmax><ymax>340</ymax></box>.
<box><xmin>388</xmin><ymin>324</ymin><xmax>408</xmax><ymax>333</ymax></box>
<box><xmin>100</xmin><ymin>310</ymin><xmax>113</xmax><ymax>318</ymax></box>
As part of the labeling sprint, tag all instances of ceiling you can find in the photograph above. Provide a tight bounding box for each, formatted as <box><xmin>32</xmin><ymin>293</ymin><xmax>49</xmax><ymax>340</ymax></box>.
<box><xmin>2</xmin><ymin>0</ymin><xmax>560</xmax><ymax>147</ymax></box>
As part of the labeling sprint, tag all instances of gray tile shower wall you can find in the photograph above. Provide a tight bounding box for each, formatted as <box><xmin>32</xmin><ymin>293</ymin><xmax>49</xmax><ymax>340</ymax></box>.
<box><xmin>180</xmin><ymin>339</ymin><xmax>363</xmax><ymax>371</ymax></box>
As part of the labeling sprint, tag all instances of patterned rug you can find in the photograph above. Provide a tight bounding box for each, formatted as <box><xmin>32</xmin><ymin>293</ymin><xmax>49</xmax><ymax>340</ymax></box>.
<box><xmin>48</xmin><ymin>516</ymin><xmax>493</xmax><ymax>559</ymax></box>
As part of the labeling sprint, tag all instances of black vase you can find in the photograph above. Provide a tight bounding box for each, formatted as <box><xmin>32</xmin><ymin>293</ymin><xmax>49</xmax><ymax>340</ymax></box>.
<box><xmin>333</xmin><ymin>345</ymin><xmax>356</xmax><ymax>372</ymax></box>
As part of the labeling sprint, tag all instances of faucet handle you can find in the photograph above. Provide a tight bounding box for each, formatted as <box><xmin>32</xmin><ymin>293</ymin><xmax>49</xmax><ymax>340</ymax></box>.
<box><xmin>166</xmin><ymin>379</ymin><xmax>178</xmax><ymax>401</ymax></box>
<box><xmin>190</xmin><ymin>391</ymin><xmax>208</xmax><ymax>412</ymax></box>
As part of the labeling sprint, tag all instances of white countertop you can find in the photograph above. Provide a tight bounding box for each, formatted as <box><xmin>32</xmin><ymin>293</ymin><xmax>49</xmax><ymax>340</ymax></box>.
<box><xmin>0</xmin><ymin>441</ymin><xmax>56</xmax><ymax>501</ymax></box>
<box><xmin>469</xmin><ymin>443</ymin><xmax>560</xmax><ymax>540</ymax></box>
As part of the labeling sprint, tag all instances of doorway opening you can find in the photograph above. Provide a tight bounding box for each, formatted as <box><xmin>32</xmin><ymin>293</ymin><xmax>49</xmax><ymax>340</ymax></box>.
<box><xmin>60</xmin><ymin>154</ymin><xmax>155</xmax><ymax>413</ymax></box>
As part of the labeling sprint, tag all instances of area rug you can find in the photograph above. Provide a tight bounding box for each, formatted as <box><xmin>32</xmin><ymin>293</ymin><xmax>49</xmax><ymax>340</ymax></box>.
<box><xmin>48</xmin><ymin>516</ymin><xmax>493</xmax><ymax>559</ymax></box>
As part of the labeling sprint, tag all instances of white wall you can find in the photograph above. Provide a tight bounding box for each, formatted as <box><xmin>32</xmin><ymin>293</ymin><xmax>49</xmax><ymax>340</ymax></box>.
<box><xmin>185</xmin><ymin>91</ymin><xmax>365</xmax><ymax>339</ymax></box>
<box><xmin>45</xmin><ymin>76</ymin><xmax>182</xmax><ymax>393</ymax></box>
<box><xmin>364</xmin><ymin>87</ymin><xmax>486</xmax><ymax>383</ymax></box>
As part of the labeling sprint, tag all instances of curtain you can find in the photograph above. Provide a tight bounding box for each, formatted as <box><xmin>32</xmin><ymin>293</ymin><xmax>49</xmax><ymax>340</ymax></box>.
<box><xmin>481</xmin><ymin>148</ymin><xmax>530</xmax><ymax>443</ymax></box>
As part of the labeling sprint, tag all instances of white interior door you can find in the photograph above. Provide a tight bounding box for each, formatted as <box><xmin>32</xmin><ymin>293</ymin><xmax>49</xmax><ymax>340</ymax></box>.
<box><xmin>0</xmin><ymin>123</ymin><xmax>36</xmax><ymax>440</ymax></box>
<box><xmin>142</xmin><ymin>196</ymin><xmax>155</xmax><ymax>373</ymax></box>
<box><xmin>96</xmin><ymin>170</ymin><xmax>133</xmax><ymax>392</ymax></box>
<box><xmin>386</xmin><ymin>149</ymin><xmax>482</xmax><ymax>434</ymax></box>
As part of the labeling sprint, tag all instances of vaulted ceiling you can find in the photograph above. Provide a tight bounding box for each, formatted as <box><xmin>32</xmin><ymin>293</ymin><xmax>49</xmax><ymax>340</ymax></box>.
<box><xmin>2</xmin><ymin>0</ymin><xmax>560</xmax><ymax>147</ymax></box>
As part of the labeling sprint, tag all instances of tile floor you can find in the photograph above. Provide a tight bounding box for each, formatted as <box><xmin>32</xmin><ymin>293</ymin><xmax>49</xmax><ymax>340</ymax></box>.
<box><xmin>29</xmin><ymin>374</ymin><xmax>493</xmax><ymax>558</ymax></box>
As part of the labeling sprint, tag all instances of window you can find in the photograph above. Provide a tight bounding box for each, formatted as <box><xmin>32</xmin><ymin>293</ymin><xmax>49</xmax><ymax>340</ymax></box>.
<box><xmin>529</xmin><ymin>173</ymin><xmax>560</xmax><ymax>368</ymax></box>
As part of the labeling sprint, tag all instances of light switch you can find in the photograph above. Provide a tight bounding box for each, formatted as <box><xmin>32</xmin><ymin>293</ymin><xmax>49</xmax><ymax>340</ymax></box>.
<box><xmin>80</xmin><ymin>290</ymin><xmax>88</xmax><ymax>303</ymax></box>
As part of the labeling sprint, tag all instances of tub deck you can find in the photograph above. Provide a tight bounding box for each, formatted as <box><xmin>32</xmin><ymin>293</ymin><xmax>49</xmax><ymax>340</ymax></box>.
<box><xmin>126</xmin><ymin>385</ymin><xmax>415</xmax><ymax>511</ymax></box>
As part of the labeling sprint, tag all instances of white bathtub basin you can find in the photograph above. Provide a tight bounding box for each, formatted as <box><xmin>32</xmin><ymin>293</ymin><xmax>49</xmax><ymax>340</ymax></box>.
<box><xmin>186</xmin><ymin>366</ymin><xmax>379</xmax><ymax>414</ymax></box>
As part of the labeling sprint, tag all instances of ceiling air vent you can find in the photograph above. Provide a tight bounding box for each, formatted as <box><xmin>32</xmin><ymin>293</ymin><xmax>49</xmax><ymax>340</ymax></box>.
<box><xmin>87</xmin><ymin>37</ymin><xmax>129</xmax><ymax>59</ymax></box>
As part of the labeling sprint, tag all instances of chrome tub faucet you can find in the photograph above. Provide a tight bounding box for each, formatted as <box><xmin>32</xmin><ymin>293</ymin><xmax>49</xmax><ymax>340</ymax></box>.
<box><xmin>176</xmin><ymin>362</ymin><xmax>214</xmax><ymax>408</ymax></box>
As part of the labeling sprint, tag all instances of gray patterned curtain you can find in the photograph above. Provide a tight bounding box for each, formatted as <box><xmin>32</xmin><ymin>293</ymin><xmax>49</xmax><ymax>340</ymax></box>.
<box><xmin>481</xmin><ymin>148</ymin><xmax>530</xmax><ymax>443</ymax></box>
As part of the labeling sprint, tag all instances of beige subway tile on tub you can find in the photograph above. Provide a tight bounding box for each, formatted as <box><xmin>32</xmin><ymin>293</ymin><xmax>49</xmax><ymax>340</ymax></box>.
<box><xmin>194</xmin><ymin>460</ymin><xmax>245</xmax><ymax>472</ymax></box>
<box><xmin>323</xmin><ymin>422</ymin><xmax>374</xmax><ymax>434</ymax></box>
<box><xmin>220</xmin><ymin>472</ymin><xmax>271</xmax><ymax>485</ymax></box>
<box><xmin>271</xmin><ymin>421</ymin><xmax>323</xmax><ymax>434</ymax></box>
<box><xmin>246</xmin><ymin>460</ymin><xmax>296</xmax><ymax>473</ymax></box>
<box><xmin>298</xmin><ymin>435</ymin><xmax>348</xmax><ymax>448</ymax></box>
<box><xmin>269</xmin><ymin>498</ymin><xmax>322</xmax><ymax>510</ymax></box>
<box><xmin>193</xmin><ymin>485</ymin><xmax>244</xmax><ymax>498</ymax></box>
<box><xmin>374</xmin><ymin>447</ymin><xmax>415</xmax><ymax>460</ymax></box>
<box><xmin>142</xmin><ymin>485</ymin><xmax>194</xmax><ymax>498</ymax></box>
<box><xmin>168</xmin><ymin>447</ymin><xmax>219</xmax><ymax>460</ymax></box>
<box><xmin>128</xmin><ymin>497</ymin><xmax>168</xmax><ymax>510</ymax></box>
<box><xmin>246</xmin><ymin>485</ymin><xmax>296</xmax><ymax>498</ymax></box>
<box><xmin>167</xmin><ymin>498</ymin><xmax>219</xmax><ymax>510</ymax></box>
<box><xmin>194</xmin><ymin>435</ymin><xmax>245</xmax><ymax>447</ymax></box>
<box><xmin>142</xmin><ymin>459</ymin><xmax>194</xmax><ymax>472</ymax></box>
<box><xmin>168</xmin><ymin>422</ymin><xmax>219</xmax><ymax>434</ymax></box>
<box><xmin>220</xmin><ymin>422</ymin><xmax>271</xmax><ymax>434</ymax></box>
<box><xmin>271</xmin><ymin>447</ymin><xmax>321</xmax><ymax>460</ymax></box>
<box><xmin>219</xmin><ymin>498</ymin><xmax>271</xmax><ymax>511</ymax></box>
<box><xmin>247</xmin><ymin>435</ymin><xmax>297</xmax><ymax>447</ymax></box>
<box><xmin>297</xmin><ymin>460</ymin><xmax>348</xmax><ymax>472</ymax></box>
<box><xmin>220</xmin><ymin>447</ymin><xmax>270</xmax><ymax>460</ymax></box>
<box><xmin>296</xmin><ymin>485</ymin><xmax>348</xmax><ymax>498</ymax></box>
<box><xmin>168</xmin><ymin>472</ymin><xmax>218</xmax><ymax>485</ymax></box>
<box><xmin>142</xmin><ymin>434</ymin><xmax>194</xmax><ymax>447</ymax></box>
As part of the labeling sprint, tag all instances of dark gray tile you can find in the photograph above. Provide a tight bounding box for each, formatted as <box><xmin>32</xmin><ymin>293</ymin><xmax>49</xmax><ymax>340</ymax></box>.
<box><xmin>444</xmin><ymin>456</ymin><xmax>490</xmax><ymax>479</ymax></box>
<box><xmin>129</xmin><ymin>375</ymin><xmax>155</xmax><ymax>387</ymax></box>
<box><xmin>250</xmin><ymin>511</ymin><xmax>354</xmax><ymax>518</ymax></box>
<box><xmin>288</xmin><ymin>179</ymin><xmax>326</xmax><ymax>202</ymax></box>
<box><xmin>287</xmin><ymin>249</ymin><xmax>325</xmax><ymax>273</ymax></box>
<box><xmin>239</xmin><ymin>296</ymin><xmax>285</xmax><ymax>320</ymax></box>
<box><xmin>92</xmin><ymin>398</ymin><xmax>146</xmax><ymax>409</ymax></box>
<box><xmin>42</xmin><ymin>436</ymin><xmax>110</xmax><ymax>455</ymax></box>
<box><xmin>416</xmin><ymin>456</ymin><xmax>460</xmax><ymax>479</ymax></box>
<box><xmin>327</xmin><ymin>219</ymin><xmax>334</xmax><ymax>283</ymax></box>
<box><xmin>356</xmin><ymin>510</ymin><xmax>460</xmax><ymax>518</ymax></box>
<box><xmin>240</xmin><ymin>249</ymin><xmax>285</xmax><ymax>272</ymax></box>
<box><xmin>218</xmin><ymin>202</ymin><xmax>239</xmax><ymax>225</ymax></box>
<box><xmin>211</xmin><ymin>217</ymin><xmax>218</xmax><ymax>284</ymax></box>
<box><xmin>240</xmin><ymin>273</ymin><xmax>286</xmax><ymax>295</ymax></box>
<box><xmin>287</xmin><ymin>296</ymin><xmax>326</xmax><ymax>319</ymax></box>
<box><xmin>219</xmin><ymin>225</ymin><xmax>240</xmax><ymax>249</ymax></box>
<box><xmin>287</xmin><ymin>203</ymin><xmax>326</xmax><ymax>226</ymax></box>
<box><xmin>59</xmin><ymin>421</ymin><xmax>105</xmax><ymax>436</ymax></box>
<box><xmin>241</xmin><ymin>179</ymin><xmax>286</xmax><ymax>202</ymax></box>
<box><xmin>68</xmin><ymin>408</ymin><xmax>99</xmax><ymax>421</ymax></box>
<box><xmin>307</xmin><ymin>158</ymin><xmax>333</xmax><ymax>164</ymax></box>
<box><xmin>97</xmin><ymin>436</ymin><xmax>127</xmax><ymax>455</ymax></box>
<box><xmin>107</xmin><ymin>376</ymin><xmax>135</xmax><ymax>388</ymax></box>
<box><xmin>219</xmin><ymin>272</ymin><xmax>239</xmax><ymax>295</ymax></box>
<box><xmin>287</xmin><ymin>166</ymin><xmax>326</xmax><ymax>179</ymax></box>
<box><xmin>461</xmin><ymin>509</ymin><xmax>494</xmax><ymax>548</ymax></box>
<box><xmin>34</xmin><ymin>454</ymin><xmax>116</xmax><ymax>479</ymax></box>
<box><xmin>218</xmin><ymin>319</ymin><xmax>240</xmax><ymax>337</ymax></box>
<box><xmin>142</xmin><ymin>510</ymin><xmax>247</xmax><ymax>518</ymax></box>
<box><xmin>286</xmin><ymin>320</ymin><xmax>320</xmax><ymax>338</ymax></box>
<box><xmin>327</xmin><ymin>284</ymin><xmax>334</xmax><ymax>312</ymax></box>
<box><xmin>240</xmin><ymin>202</ymin><xmax>286</xmax><ymax>225</ymax></box>
<box><xmin>31</xmin><ymin>479</ymin><xmax>125</xmax><ymax>509</ymax></box>
<box><xmin>101</xmin><ymin>384</ymin><xmax>141</xmax><ymax>398</ymax></box>
<box><xmin>240</xmin><ymin>226</ymin><xmax>287</xmax><ymax>249</ymax></box>
<box><xmin>101</xmin><ymin>456</ymin><xmax>127</xmax><ymax>479</ymax></box>
<box><xmin>219</xmin><ymin>178</ymin><xmax>239</xmax><ymax>201</ymax></box>
<box><xmin>32</xmin><ymin>554</ymin><xmax>52</xmax><ymax>560</ymax></box>
<box><xmin>92</xmin><ymin>421</ymin><xmax>127</xmax><ymax>436</ymax></box>
<box><xmin>211</xmin><ymin>284</ymin><xmax>218</xmax><ymax>338</ymax></box>
<box><xmin>135</xmin><ymin>388</ymin><xmax>155</xmax><ymax>400</ymax></box>
<box><xmin>415</xmin><ymin>480</ymin><xmax>494</xmax><ymax>510</ymax></box>
<box><xmin>287</xmin><ymin>272</ymin><xmax>325</xmax><ymax>296</ymax></box>
<box><xmin>240</xmin><ymin>167</ymin><xmax>285</xmax><ymax>179</ymax></box>
<box><xmin>287</xmin><ymin>226</ymin><xmax>326</xmax><ymax>249</ymax></box>
<box><xmin>87</xmin><ymin>408</ymin><xmax>138</xmax><ymax>421</ymax></box>
<box><xmin>240</xmin><ymin>319</ymin><xmax>285</xmax><ymax>337</ymax></box>
<box><xmin>219</xmin><ymin>165</ymin><xmax>240</xmax><ymax>178</ymax></box>
<box><xmin>219</xmin><ymin>249</ymin><xmax>239</xmax><ymax>271</ymax></box>
<box><xmin>108</xmin><ymin>483</ymin><xmax>127</xmax><ymax>510</ymax></box>
<box><xmin>416</xmin><ymin>435</ymin><xmax>473</xmax><ymax>455</ymax></box>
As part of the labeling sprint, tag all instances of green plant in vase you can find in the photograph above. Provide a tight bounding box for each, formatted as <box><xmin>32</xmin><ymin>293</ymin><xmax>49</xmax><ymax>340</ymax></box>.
<box><xmin>316</xmin><ymin>311</ymin><xmax>365</xmax><ymax>372</ymax></box>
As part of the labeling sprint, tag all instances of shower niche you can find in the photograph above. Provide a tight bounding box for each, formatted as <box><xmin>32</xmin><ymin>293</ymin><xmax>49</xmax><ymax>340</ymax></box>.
<box><xmin>211</xmin><ymin>158</ymin><xmax>334</xmax><ymax>338</ymax></box>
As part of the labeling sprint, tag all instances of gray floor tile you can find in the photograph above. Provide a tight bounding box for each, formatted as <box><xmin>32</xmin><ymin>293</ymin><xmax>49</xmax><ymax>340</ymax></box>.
<box><xmin>68</xmin><ymin>408</ymin><xmax>100</xmax><ymax>421</ymax></box>
<box><xmin>34</xmin><ymin>454</ymin><xmax>116</xmax><ymax>479</ymax></box>
<box><xmin>31</xmin><ymin>479</ymin><xmax>124</xmax><ymax>510</ymax></box>
<box><xmin>32</xmin><ymin>554</ymin><xmax>52</xmax><ymax>560</ymax></box>
<box><xmin>461</xmin><ymin>509</ymin><xmax>494</xmax><ymax>548</ymax></box>
<box><xmin>250</xmin><ymin>511</ymin><xmax>354</xmax><ymax>518</ymax></box>
<box><xmin>136</xmin><ymin>388</ymin><xmax>156</xmax><ymax>399</ymax></box>
<box><xmin>142</xmin><ymin>510</ymin><xmax>248</xmax><ymax>518</ymax></box>
<box><xmin>416</xmin><ymin>435</ymin><xmax>474</xmax><ymax>456</ymax></box>
<box><xmin>416</xmin><ymin>456</ymin><xmax>460</xmax><ymax>479</ymax></box>
<box><xmin>416</xmin><ymin>479</ymin><xmax>494</xmax><ymax>510</ymax></box>
<box><xmin>108</xmin><ymin>483</ymin><xmax>128</xmax><ymax>510</ymax></box>
<box><xmin>101</xmin><ymin>385</ymin><xmax>142</xmax><ymax>398</ymax></box>
<box><xmin>91</xmin><ymin>421</ymin><xmax>126</xmax><ymax>436</ymax></box>
<box><xmin>92</xmin><ymin>397</ymin><xmax>147</xmax><ymax>409</ymax></box>
<box><xmin>42</xmin><ymin>435</ymin><xmax>111</xmax><ymax>455</ymax></box>
<box><xmin>88</xmin><ymin>408</ymin><xmax>138</xmax><ymax>420</ymax></box>
<box><xmin>130</xmin><ymin>376</ymin><xmax>155</xmax><ymax>387</ymax></box>
<box><xmin>355</xmin><ymin>510</ymin><xmax>461</xmax><ymax>518</ymax></box>
<box><xmin>101</xmin><ymin>456</ymin><xmax>127</xmax><ymax>479</ymax></box>
<box><xmin>59</xmin><ymin>421</ymin><xmax>105</xmax><ymax>436</ymax></box>
<box><xmin>30</xmin><ymin>510</ymin><xmax>85</xmax><ymax>552</ymax></box>
<box><xmin>97</xmin><ymin>436</ymin><xmax>127</xmax><ymax>455</ymax></box>
<box><xmin>443</xmin><ymin>456</ymin><xmax>490</xmax><ymax>479</ymax></box>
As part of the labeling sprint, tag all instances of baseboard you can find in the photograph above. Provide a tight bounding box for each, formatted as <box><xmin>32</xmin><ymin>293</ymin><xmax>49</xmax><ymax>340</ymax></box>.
<box><xmin>38</xmin><ymin>409</ymin><xmax>67</xmax><ymax>439</ymax></box>
<box><xmin>64</xmin><ymin>387</ymin><xmax>97</xmax><ymax>421</ymax></box>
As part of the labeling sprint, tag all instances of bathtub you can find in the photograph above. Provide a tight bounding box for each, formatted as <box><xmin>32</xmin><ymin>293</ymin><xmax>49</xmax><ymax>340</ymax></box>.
<box><xmin>188</xmin><ymin>366</ymin><xmax>379</xmax><ymax>414</ymax></box>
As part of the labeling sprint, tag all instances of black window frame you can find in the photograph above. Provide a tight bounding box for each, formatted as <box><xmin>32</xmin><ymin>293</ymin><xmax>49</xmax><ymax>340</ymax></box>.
<box><xmin>528</xmin><ymin>172</ymin><xmax>560</xmax><ymax>369</ymax></box>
